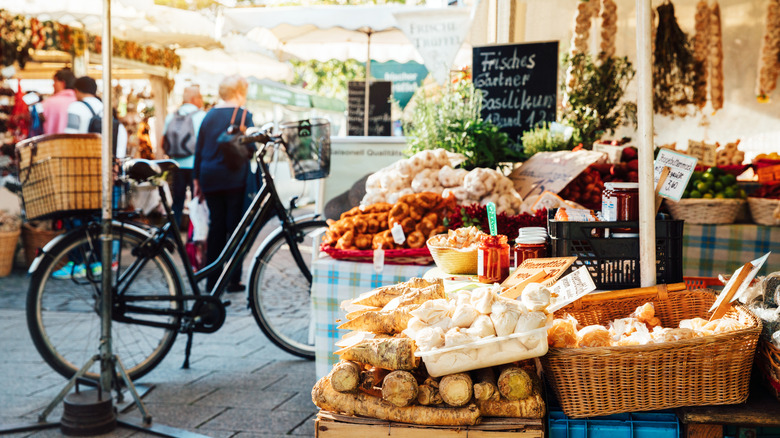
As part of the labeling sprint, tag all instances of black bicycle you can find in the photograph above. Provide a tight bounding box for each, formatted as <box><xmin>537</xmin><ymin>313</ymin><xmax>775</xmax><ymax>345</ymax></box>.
<box><xmin>23</xmin><ymin>119</ymin><xmax>330</xmax><ymax>381</ymax></box>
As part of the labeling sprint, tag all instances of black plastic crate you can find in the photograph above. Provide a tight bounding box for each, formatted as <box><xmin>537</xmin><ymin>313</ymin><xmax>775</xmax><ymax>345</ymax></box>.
<box><xmin>548</xmin><ymin>220</ymin><xmax>684</xmax><ymax>289</ymax></box>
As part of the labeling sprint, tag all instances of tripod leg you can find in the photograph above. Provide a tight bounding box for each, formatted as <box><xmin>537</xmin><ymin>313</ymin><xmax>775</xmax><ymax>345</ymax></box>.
<box><xmin>114</xmin><ymin>355</ymin><xmax>152</xmax><ymax>425</ymax></box>
<box><xmin>182</xmin><ymin>332</ymin><xmax>194</xmax><ymax>369</ymax></box>
<box><xmin>38</xmin><ymin>355</ymin><xmax>99</xmax><ymax>423</ymax></box>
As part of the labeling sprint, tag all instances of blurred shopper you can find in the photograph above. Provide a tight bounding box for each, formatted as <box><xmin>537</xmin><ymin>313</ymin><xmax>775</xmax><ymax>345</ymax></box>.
<box><xmin>193</xmin><ymin>75</ymin><xmax>254</xmax><ymax>292</ymax></box>
<box><xmin>41</xmin><ymin>68</ymin><xmax>76</xmax><ymax>134</ymax></box>
<box><xmin>162</xmin><ymin>85</ymin><xmax>206</xmax><ymax>226</ymax></box>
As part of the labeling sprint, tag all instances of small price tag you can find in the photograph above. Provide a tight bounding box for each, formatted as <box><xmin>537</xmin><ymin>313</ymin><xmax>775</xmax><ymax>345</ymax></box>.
<box><xmin>654</xmin><ymin>149</ymin><xmax>698</xmax><ymax>202</ymax></box>
<box><xmin>390</xmin><ymin>222</ymin><xmax>406</xmax><ymax>245</ymax></box>
<box><xmin>687</xmin><ymin>140</ymin><xmax>717</xmax><ymax>167</ymax></box>
<box><xmin>757</xmin><ymin>164</ymin><xmax>780</xmax><ymax>184</ymax></box>
<box><xmin>373</xmin><ymin>246</ymin><xmax>385</xmax><ymax>273</ymax></box>
<box><xmin>546</xmin><ymin>266</ymin><xmax>597</xmax><ymax>313</ymax></box>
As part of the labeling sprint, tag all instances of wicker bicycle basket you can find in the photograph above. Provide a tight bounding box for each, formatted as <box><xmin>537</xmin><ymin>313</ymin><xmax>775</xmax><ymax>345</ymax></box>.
<box><xmin>541</xmin><ymin>287</ymin><xmax>761</xmax><ymax>418</ymax></box>
<box><xmin>748</xmin><ymin>197</ymin><xmax>780</xmax><ymax>226</ymax></box>
<box><xmin>280</xmin><ymin>119</ymin><xmax>330</xmax><ymax>181</ymax></box>
<box><xmin>664</xmin><ymin>198</ymin><xmax>746</xmax><ymax>224</ymax></box>
<box><xmin>16</xmin><ymin>134</ymin><xmax>102</xmax><ymax>220</ymax></box>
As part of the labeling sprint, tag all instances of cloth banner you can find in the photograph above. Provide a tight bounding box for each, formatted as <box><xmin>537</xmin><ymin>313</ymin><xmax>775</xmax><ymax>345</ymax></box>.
<box><xmin>393</xmin><ymin>6</ymin><xmax>474</xmax><ymax>85</ymax></box>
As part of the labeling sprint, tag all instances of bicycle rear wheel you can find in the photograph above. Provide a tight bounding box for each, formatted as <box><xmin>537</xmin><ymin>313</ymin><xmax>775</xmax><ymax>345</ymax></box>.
<box><xmin>248</xmin><ymin>219</ymin><xmax>327</xmax><ymax>359</ymax></box>
<box><xmin>26</xmin><ymin>224</ymin><xmax>182</xmax><ymax>381</ymax></box>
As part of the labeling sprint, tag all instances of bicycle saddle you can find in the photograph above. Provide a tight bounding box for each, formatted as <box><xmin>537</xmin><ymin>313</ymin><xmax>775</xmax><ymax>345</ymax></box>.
<box><xmin>124</xmin><ymin>159</ymin><xmax>180</xmax><ymax>183</ymax></box>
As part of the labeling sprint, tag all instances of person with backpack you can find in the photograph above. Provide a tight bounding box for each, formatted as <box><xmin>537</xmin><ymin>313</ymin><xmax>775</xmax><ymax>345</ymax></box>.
<box><xmin>162</xmin><ymin>84</ymin><xmax>205</xmax><ymax>226</ymax></box>
<box><xmin>54</xmin><ymin>76</ymin><xmax>128</xmax><ymax>280</ymax></box>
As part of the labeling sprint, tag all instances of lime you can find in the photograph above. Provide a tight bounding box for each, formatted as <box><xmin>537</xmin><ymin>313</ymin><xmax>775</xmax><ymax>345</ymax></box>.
<box><xmin>715</xmin><ymin>193</ymin><xmax>726</xmax><ymax>199</ymax></box>
<box><xmin>683</xmin><ymin>190</ymin><xmax>690</xmax><ymax>198</ymax></box>
<box><xmin>720</xmin><ymin>174</ymin><xmax>737</xmax><ymax>186</ymax></box>
<box><xmin>701</xmin><ymin>173</ymin><xmax>715</xmax><ymax>182</ymax></box>
<box><xmin>713</xmin><ymin>181</ymin><xmax>724</xmax><ymax>192</ymax></box>
<box><xmin>691</xmin><ymin>171</ymin><xmax>703</xmax><ymax>181</ymax></box>
<box><xmin>723</xmin><ymin>187</ymin><xmax>736</xmax><ymax>198</ymax></box>
<box><xmin>703</xmin><ymin>193</ymin><xmax>714</xmax><ymax>199</ymax></box>
<box><xmin>707</xmin><ymin>166</ymin><xmax>724</xmax><ymax>177</ymax></box>
<box><xmin>689</xmin><ymin>190</ymin><xmax>703</xmax><ymax>199</ymax></box>
<box><xmin>696</xmin><ymin>182</ymin><xmax>711</xmax><ymax>193</ymax></box>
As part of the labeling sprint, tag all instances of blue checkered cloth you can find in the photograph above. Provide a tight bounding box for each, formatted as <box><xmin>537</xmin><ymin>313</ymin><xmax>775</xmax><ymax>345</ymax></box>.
<box><xmin>311</xmin><ymin>255</ymin><xmax>430</xmax><ymax>379</ymax></box>
<box><xmin>683</xmin><ymin>224</ymin><xmax>780</xmax><ymax>278</ymax></box>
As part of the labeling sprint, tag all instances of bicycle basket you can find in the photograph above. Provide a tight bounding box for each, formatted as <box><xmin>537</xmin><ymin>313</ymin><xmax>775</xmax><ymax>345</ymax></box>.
<box><xmin>280</xmin><ymin>118</ymin><xmax>330</xmax><ymax>181</ymax></box>
<box><xmin>16</xmin><ymin>134</ymin><xmax>102</xmax><ymax>220</ymax></box>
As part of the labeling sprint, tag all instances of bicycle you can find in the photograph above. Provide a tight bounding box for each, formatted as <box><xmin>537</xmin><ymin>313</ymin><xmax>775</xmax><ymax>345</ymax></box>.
<box><xmin>22</xmin><ymin>119</ymin><xmax>331</xmax><ymax>382</ymax></box>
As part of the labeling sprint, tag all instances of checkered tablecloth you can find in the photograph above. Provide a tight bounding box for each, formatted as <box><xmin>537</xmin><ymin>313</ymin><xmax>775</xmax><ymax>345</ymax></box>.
<box><xmin>311</xmin><ymin>255</ymin><xmax>430</xmax><ymax>379</ymax></box>
<box><xmin>683</xmin><ymin>224</ymin><xmax>780</xmax><ymax>278</ymax></box>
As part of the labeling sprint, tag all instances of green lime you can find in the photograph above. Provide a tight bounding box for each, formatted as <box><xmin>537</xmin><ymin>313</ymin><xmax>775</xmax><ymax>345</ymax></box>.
<box><xmin>723</xmin><ymin>187</ymin><xmax>736</xmax><ymax>198</ymax></box>
<box><xmin>707</xmin><ymin>166</ymin><xmax>724</xmax><ymax>177</ymax></box>
<box><xmin>713</xmin><ymin>181</ymin><xmax>724</xmax><ymax>192</ymax></box>
<box><xmin>720</xmin><ymin>174</ymin><xmax>737</xmax><ymax>186</ymax></box>
<box><xmin>715</xmin><ymin>193</ymin><xmax>726</xmax><ymax>199</ymax></box>
<box><xmin>692</xmin><ymin>171</ymin><xmax>703</xmax><ymax>181</ymax></box>
<box><xmin>689</xmin><ymin>190</ymin><xmax>703</xmax><ymax>199</ymax></box>
<box><xmin>701</xmin><ymin>173</ymin><xmax>716</xmax><ymax>183</ymax></box>
<box><xmin>696</xmin><ymin>182</ymin><xmax>711</xmax><ymax>193</ymax></box>
<box><xmin>703</xmin><ymin>193</ymin><xmax>714</xmax><ymax>199</ymax></box>
<box><xmin>683</xmin><ymin>190</ymin><xmax>690</xmax><ymax>198</ymax></box>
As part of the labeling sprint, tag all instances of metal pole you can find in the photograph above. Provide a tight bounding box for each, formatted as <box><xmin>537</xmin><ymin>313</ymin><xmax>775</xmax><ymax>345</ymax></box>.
<box><xmin>636</xmin><ymin>0</ymin><xmax>656</xmax><ymax>287</ymax></box>
<box><xmin>100</xmin><ymin>0</ymin><xmax>115</xmax><ymax>394</ymax></box>
<box><xmin>364</xmin><ymin>29</ymin><xmax>372</xmax><ymax>137</ymax></box>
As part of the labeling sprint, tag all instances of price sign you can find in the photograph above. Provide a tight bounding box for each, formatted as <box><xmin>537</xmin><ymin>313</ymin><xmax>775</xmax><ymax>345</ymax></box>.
<box><xmin>758</xmin><ymin>164</ymin><xmax>780</xmax><ymax>184</ymax></box>
<box><xmin>687</xmin><ymin>140</ymin><xmax>717</xmax><ymax>167</ymax></box>
<box><xmin>654</xmin><ymin>149</ymin><xmax>698</xmax><ymax>202</ymax></box>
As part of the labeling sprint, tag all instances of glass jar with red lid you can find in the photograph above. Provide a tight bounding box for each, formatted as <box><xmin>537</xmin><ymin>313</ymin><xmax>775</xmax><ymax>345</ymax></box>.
<box><xmin>478</xmin><ymin>234</ymin><xmax>510</xmax><ymax>284</ymax></box>
<box><xmin>611</xmin><ymin>182</ymin><xmax>639</xmax><ymax>235</ymax></box>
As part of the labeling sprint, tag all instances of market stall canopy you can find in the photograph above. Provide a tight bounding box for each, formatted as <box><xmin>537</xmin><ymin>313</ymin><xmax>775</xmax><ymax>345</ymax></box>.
<box><xmin>221</xmin><ymin>4</ymin><xmax>453</xmax><ymax>63</ymax></box>
<box><xmin>0</xmin><ymin>0</ymin><xmax>151</xmax><ymax>30</ymax></box>
<box><xmin>177</xmin><ymin>35</ymin><xmax>292</xmax><ymax>82</ymax></box>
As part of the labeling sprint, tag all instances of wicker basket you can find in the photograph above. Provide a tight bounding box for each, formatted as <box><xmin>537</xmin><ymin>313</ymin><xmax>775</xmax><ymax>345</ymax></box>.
<box><xmin>22</xmin><ymin>222</ymin><xmax>65</xmax><ymax>268</ymax></box>
<box><xmin>757</xmin><ymin>339</ymin><xmax>780</xmax><ymax>402</ymax></box>
<box><xmin>16</xmin><ymin>134</ymin><xmax>102</xmax><ymax>220</ymax></box>
<box><xmin>541</xmin><ymin>288</ymin><xmax>761</xmax><ymax>418</ymax></box>
<box><xmin>748</xmin><ymin>197</ymin><xmax>780</xmax><ymax>226</ymax></box>
<box><xmin>320</xmin><ymin>245</ymin><xmax>433</xmax><ymax>265</ymax></box>
<box><xmin>665</xmin><ymin>198</ymin><xmax>746</xmax><ymax>224</ymax></box>
<box><xmin>426</xmin><ymin>235</ymin><xmax>478</xmax><ymax>275</ymax></box>
<box><xmin>0</xmin><ymin>229</ymin><xmax>21</xmax><ymax>277</ymax></box>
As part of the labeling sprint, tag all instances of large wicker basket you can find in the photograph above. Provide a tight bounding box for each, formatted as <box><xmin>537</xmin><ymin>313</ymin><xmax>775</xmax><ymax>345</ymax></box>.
<box><xmin>541</xmin><ymin>287</ymin><xmax>761</xmax><ymax>418</ymax></box>
<box><xmin>0</xmin><ymin>229</ymin><xmax>21</xmax><ymax>277</ymax></box>
<box><xmin>16</xmin><ymin>134</ymin><xmax>102</xmax><ymax>220</ymax></box>
<box><xmin>748</xmin><ymin>197</ymin><xmax>780</xmax><ymax>226</ymax></box>
<box><xmin>22</xmin><ymin>222</ymin><xmax>64</xmax><ymax>268</ymax></box>
<box><xmin>426</xmin><ymin>235</ymin><xmax>478</xmax><ymax>275</ymax></box>
<box><xmin>665</xmin><ymin>198</ymin><xmax>746</xmax><ymax>224</ymax></box>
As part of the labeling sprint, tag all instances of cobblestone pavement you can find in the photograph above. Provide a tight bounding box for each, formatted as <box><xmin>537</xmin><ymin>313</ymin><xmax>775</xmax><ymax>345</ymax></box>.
<box><xmin>0</xmin><ymin>229</ymin><xmax>319</xmax><ymax>437</ymax></box>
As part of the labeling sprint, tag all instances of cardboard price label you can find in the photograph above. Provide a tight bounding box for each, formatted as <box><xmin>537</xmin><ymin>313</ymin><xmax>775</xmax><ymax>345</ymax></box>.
<box><xmin>654</xmin><ymin>149</ymin><xmax>698</xmax><ymax>202</ymax></box>
<box><xmin>510</xmin><ymin>150</ymin><xmax>607</xmax><ymax>198</ymax></box>
<box><xmin>758</xmin><ymin>164</ymin><xmax>780</xmax><ymax>184</ymax></box>
<box><xmin>547</xmin><ymin>266</ymin><xmax>597</xmax><ymax>313</ymax></box>
<box><xmin>687</xmin><ymin>140</ymin><xmax>717</xmax><ymax>167</ymax></box>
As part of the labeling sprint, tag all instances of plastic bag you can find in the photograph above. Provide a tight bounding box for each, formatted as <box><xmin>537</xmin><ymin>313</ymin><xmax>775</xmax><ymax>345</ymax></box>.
<box><xmin>188</xmin><ymin>198</ymin><xmax>210</xmax><ymax>242</ymax></box>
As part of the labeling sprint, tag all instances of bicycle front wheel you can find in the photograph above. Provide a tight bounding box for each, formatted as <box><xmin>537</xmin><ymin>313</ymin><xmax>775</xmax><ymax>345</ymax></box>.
<box><xmin>26</xmin><ymin>224</ymin><xmax>182</xmax><ymax>381</ymax></box>
<box><xmin>248</xmin><ymin>219</ymin><xmax>327</xmax><ymax>359</ymax></box>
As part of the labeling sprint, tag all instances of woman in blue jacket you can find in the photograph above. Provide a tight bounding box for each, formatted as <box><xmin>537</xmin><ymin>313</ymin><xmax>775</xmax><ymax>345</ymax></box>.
<box><xmin>193</xmin><ymin>75</ymin><xmax>253</xmax><ymax>292</ymax></box>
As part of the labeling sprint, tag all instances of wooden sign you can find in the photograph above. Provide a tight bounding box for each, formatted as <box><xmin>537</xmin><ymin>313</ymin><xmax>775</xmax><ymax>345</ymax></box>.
<box><xmin>500</xmin><ymin>256</ymin><xmax>577</xmax><ymax>299</ymax></box>
<box><xmin>509</xmin><ymin>150</ymin><xmax>607</xmax><ymax>198</ymax></box>
<box><xmin>654</xmin><ymin>149</ymin><xmax>698</xmax><ymax>202</ymax></box>
<box><xmin>758</xmin><ymin>164</ymin><xmax>780</xmax><ymax>184</ymax></box>
<box><xmin>347</xmin><ymin>81</ymin><xmax>392</xmax><ymax>136</ymax></box>
<box><xmin>472</xmin><ymin>41</ymin><xmax>558</xmax><ymax>149</ymax></box>
<box><xmin>687</xmin><ymin>140</ymin><xmax>717</xmax><ymax>167</ymax></box>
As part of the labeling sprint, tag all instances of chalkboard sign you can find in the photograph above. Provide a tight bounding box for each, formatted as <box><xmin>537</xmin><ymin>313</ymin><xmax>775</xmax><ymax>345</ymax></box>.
<box><xmin>472</xmin><ymin>41</ymin><xmax>559</xmax><ymax>150</ymax></box>
<box><xmin>348</xmin><ymin>81</ymin><xmax>392</xmax><ymax>136</ymax></box>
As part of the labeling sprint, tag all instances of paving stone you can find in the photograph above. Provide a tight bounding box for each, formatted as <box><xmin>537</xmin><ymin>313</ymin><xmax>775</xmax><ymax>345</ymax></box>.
<box><xmin>288</xmin><ymin>413</ymin><xmax>316</xmax><ymax>436</ymax></box>
<box><xmin>200</xmin><ymin>408</ymin><xmax>312</xmax><ymax>435</ymax></box>
<box><xmin>123</xmin><ymin>403</ymin><xmax>227</xmax><ymax>430</ymax></box>
<box><xmin>273</xmin><ymin>391</ymin><xmax>317</xmax><ymax>414</ymax></box>
<box><xmin>192</xmin><ymin>388</ymin><xmax>296</xmax><ymax>411</ymax></box>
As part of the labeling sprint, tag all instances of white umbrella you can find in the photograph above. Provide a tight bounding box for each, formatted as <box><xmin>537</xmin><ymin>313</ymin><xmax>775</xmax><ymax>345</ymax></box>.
<box><xmin>0</xmin><ymin>0</ymin><xmax>150</xmax><ymax>28</ymax></box>
<box><xmin>94</xmin><ymin>5</ymin><xmax>221</xmax><ymax>49</ymax></box>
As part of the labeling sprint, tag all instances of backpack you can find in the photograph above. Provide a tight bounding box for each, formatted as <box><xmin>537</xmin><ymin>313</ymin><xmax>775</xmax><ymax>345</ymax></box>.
<box><xmin>162</xmin><ymin>110</ymin><xmax>197</xmax><ymax>158</ymax></box>
<box><xmin>82</xmin><ymin>100</ymin><xmax>121</xmax><ymax>155</ymax></box>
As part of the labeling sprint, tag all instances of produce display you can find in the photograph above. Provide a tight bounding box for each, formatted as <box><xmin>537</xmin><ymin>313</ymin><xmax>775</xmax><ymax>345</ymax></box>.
<box><xmin>751</xmin><ymin>184</ymin><xmax>780</xmax><ymax>200</ymax></box>
<box><xmin>314</xmin><ymin>277</ymin><xmax>547</xmax><ymax>426</ymax></box>
<box><xmin>549</xmin><ymin>302</ymin><xmax>747</xmax><ymax>348</ymax></box>
<box><xmin>361</xmin><ymin>148</ymin><xmax>525</xmax><ymax>216</ymax></box>
<box><xmin>323</xmin><ymin>193</ymin><xmax>450</xmax><ymax>251</ymax></box>
<box><xmin>682</xmin><ymin>166</ymin><xmax>747</xmax><ymax>199</ymax></box>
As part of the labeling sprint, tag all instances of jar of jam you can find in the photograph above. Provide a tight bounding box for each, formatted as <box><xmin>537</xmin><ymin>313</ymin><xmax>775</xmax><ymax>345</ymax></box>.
<box><xmin>478</xmin><ymin>234</ymin><xmax>510</xmax><ymax>284</ymax></box>
<box><xmin>514</xmin><ymin>235</ymin><xmax>547</xmax><ymax>268</ymax></box>
<box><xmin>611</xmin><ymin>182</ymin><xmax>639</xmax><ymax>235</ymax></box>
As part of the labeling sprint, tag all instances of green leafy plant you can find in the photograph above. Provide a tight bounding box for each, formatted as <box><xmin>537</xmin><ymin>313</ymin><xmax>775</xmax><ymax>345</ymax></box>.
<box><xmin>286</xmin><ymin>59</ymin><xmax>365</xmax><ymax>103</ymax></box>
<box><xmin>403</xmin><ymin>81</ymin><xmax>520</xmax><ymax>170</ymax></box>
<box><xmin>562</xmin><ymin>53</ymin><xmax>635</xmax><ymax>147</ymax></box>
<box><xmin>521</xmin><ymin>122</ymin><xmax>582</xmax><ymax>157</ymax></box>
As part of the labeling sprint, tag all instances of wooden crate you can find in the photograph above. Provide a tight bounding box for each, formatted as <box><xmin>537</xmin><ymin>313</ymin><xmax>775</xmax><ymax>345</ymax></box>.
<box><xmin>314</xmin><ymin>411</ymin><xmax>544</xmax><ymax>438</ymax></box>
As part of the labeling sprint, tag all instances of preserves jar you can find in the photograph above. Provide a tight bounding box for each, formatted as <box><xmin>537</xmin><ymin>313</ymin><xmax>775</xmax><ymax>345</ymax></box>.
<box><xmin>478</xmin><ymin>234</ymin><xmax>510</xmax><ymax>284</ymax></box>
<box><xmin>612</xmin><ymin>182</ymin><xmax>639</xmax><ymax>235</ymax></box>
<box><xmin>514</xmin><ymin>236</ymin><xmax>547</xmax><ymax>268</ymax></box>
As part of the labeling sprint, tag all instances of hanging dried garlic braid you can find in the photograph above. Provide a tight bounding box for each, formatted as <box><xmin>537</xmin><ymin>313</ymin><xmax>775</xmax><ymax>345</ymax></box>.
<box><xmin>757</xmin><ymin>0</ymin><xmax>780</xmax><ymax>100</ymax></box>
<box><xmin>709</xmin><ymin>1</ymin><xmax>724</xmax><ymax>112</ymax></box>
<box><xmin>692</xmin><ymin>0</ymin><xmax>710</xmax><ymax>109</ymax></box>
<box><xmin>565</xmin><ymin>0</ymin><xmax>600</xmax><ymax>104</ymax></box>
<box><xmin>600</xmin><ymin>0</ymin><xmax>617</xmax><ymax>59</ymax></box>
